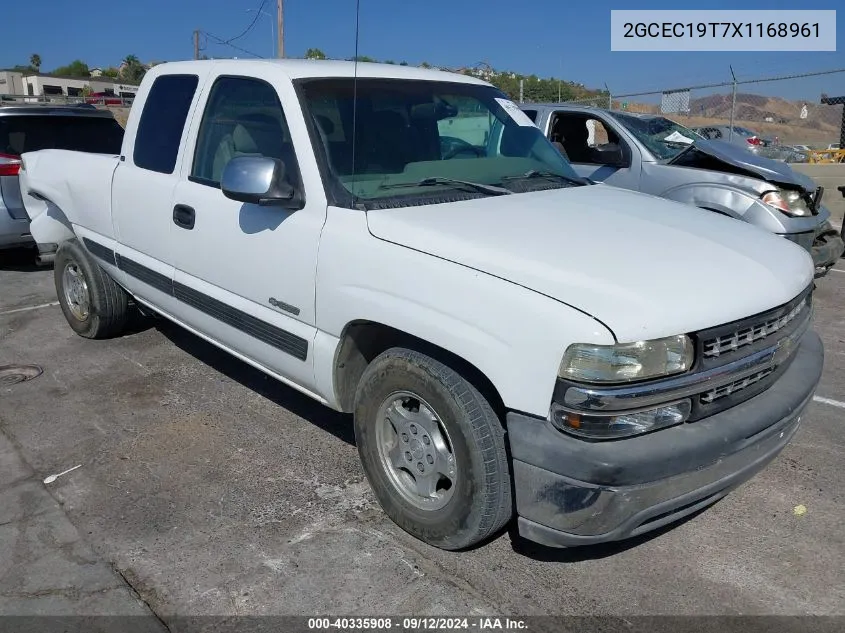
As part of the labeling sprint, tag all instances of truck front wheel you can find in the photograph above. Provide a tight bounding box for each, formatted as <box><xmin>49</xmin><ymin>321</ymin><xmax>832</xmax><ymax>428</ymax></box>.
<box><xmin>354</xmin><ymin>348</ymin><xmax>512</xmax><ymax>550</ymax></box>
<box><xmin>54</xmin><ymin>239</ymin><xmax>128</xmax><ymax>339</ymax></box>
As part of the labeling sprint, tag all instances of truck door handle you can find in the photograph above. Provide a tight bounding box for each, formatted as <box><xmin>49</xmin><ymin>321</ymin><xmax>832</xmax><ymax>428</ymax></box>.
<box><xmin>173</xmin><ymin>204</ymin><xmax>195</xmax><ymax>230</ymax></box>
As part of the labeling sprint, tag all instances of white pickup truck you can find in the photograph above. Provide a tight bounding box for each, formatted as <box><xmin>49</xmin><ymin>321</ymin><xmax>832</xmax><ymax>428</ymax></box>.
<box><xmin>20</xmin><ymin>60</ymin><xmax>823</xmax><ymax>550</ymax></box>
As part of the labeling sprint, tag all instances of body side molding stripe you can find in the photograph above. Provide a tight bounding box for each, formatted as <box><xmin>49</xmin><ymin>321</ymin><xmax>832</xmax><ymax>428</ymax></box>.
<box><xmin>82</xmin><ymin>238</ymin><xmax>116</xmax><ymax>265</ymax></box>
<box><xmin>173</xmin><ymin>281</ymin><xmax>308</xmax><ymax>360</ymax></box>
<box><xmin>81</xmin><ymin>238</ymin><xmax>308</xmax><ymax>361</ymax></box>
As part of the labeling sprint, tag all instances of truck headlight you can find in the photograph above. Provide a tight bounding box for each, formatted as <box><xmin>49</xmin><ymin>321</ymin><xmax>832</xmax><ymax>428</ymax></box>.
<box><xmin>762</xmin><ymin>190</ymin><xmax>811</xmax><ymax>217</ymax></box>
<box><xmin>559</xmin><ymin>335</ymin><xmax>693</xmax><ymax>383</ymax></box>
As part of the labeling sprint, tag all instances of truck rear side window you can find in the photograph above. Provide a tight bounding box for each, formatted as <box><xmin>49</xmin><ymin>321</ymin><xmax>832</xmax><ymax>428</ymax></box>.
<box><xmin>133</xmin><ymin>74</ymin><xmax>198</xmax><ymax>174</ymax></box>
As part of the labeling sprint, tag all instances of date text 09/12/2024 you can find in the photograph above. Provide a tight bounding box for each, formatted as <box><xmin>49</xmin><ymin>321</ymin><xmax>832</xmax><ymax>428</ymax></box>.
<box><xmin>307</xmin><ymin>617</ymin><xmax>528</xmax><ymax>630</ymax></box>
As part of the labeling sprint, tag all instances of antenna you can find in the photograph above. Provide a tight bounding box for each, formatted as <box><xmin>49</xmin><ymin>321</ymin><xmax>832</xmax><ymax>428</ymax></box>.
<box><xmin>350</xmin><ymin>0</ymin><xmax>361</xmax><ymax>208</ymax></box>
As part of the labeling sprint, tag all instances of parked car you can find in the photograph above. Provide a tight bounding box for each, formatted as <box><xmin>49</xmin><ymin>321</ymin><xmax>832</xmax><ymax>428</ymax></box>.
<box><xmin>20</xmin><ymin>60</ymin><xmax>823</xmax><ymax>551</ymax></box>
<box><xmin>689</xmin><ymin>124</ymin><xmax>800</xmax><ymax>162</ymax></box>
<box><xmin>827</xmin><ymin>143</ymin><xmax>841</xmax><ymax>151</ymax></box>
<box><xmin>0</xmin><ymin>104</ymin><xmax>125</xmax><ymax>259</ymax></box>
<box><xmin>783</xmin><ymin>145</ymin><xmax>809</xmax><ymax>163</ymax></box>
<box><xmin>85</xmin><ymin>92</ymin><xmax>130</xmax><ymax>106</ymax></box>
<box><xmin>525</xmin><ymin>104</ymin><xmax>844</xmax><ymax>276</ymax></box>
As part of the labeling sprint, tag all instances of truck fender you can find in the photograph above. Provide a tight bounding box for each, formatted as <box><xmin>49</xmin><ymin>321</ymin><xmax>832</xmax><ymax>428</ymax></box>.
<box><xmin>658</xmin><ymin>183</ymin><xmax>752</xmax><ymax>221</ymax></box>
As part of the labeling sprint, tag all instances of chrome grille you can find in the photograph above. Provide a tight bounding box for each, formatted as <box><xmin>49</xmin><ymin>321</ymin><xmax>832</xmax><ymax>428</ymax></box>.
<box><xmin>700</xmin><ymin>368</ymin><xmax>774</xmax><ymax>404</ymax></box>
<box><xmin>702</xmin><ymin>297</ymin><xmax>808</xmax><ymax>358</ymax></box>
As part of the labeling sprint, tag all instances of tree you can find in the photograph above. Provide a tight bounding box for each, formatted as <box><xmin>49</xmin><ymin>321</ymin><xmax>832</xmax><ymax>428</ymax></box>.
<box><xmin>399</xmin><ymin>61</ymin><xmax>408</xmax><ymax>66</ymax></box>
<box><xmin>120</xmin><ymin>55</ymin><xmax>146</xmax><ymax>83</ymax></box>
<box><xmin>101</xmin><ymin>67</ymin><xmax>119</xmax><ymax>78</ymax></box>
<box><xmin>305</xmin><ymin>48</ymin><xmax>326</xmax><ymax>60</ymax></box>
<box><xmin>52</xmin><ymin>60</ymin><xmax>90</xmax><ymax>78</ymax></box>
<box><xmin>384</xmin><ymin>60</ymin><xmax>396</xmax><ymax>65</ymax></box>
<box><xmin>29</xmin><ymin>54</ymin><xmax>41</xmax><ymax>71</ymax></box>
<box><xmin>419</xmin><ymin>61</ymin><xmax>432</xmax><ymax>69</ymax></box>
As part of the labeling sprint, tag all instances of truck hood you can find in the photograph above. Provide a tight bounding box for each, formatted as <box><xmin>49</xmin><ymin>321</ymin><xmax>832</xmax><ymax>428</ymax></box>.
<box><xmin>668</xmin><ymin>139</ymin><xmax>816</xmax><ymax>191</ymax></box>
<box><xmin>366</xmin><ymin>185</ymin><xmax>814</xmax><ymax>342</ymax></box>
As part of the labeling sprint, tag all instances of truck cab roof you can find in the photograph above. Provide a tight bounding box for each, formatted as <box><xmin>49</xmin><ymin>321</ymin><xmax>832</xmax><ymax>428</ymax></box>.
<box><xmin>147</xmin><ymin>58</ymin><xmax>490</xmax><ymax>85</ymax></box>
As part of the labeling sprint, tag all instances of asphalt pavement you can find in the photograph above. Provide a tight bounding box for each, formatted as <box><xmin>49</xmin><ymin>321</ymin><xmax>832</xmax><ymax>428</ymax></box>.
<box><xmin>0</xmin><ymin>246</ymin><xmax>843</xmax><ymax>627</ymax></box>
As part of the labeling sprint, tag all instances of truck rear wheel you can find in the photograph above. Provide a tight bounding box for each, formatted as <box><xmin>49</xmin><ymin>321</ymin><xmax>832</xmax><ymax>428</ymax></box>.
<box><xmin>54</xmin><ymin>239</ymin><xmax>128</xmax><ymax>339</ymax></box>
<box><xmin>354</xmin><ymin>348</ymin><xmax>512</xmax><ymax>550</ymax></box>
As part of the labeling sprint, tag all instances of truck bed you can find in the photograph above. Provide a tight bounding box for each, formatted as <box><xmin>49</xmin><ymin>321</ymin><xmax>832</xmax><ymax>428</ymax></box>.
<box><xmin>20</xmin><ymin>149</ymin><xmax>120</xmax><ymax>247</ymax></box>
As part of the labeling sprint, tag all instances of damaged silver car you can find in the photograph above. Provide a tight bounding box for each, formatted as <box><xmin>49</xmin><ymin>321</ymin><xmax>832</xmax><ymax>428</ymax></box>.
<box><xmin>522</xmin><ymin>104</ymin><xmax>843</xmax><ymax>277</ymax></box>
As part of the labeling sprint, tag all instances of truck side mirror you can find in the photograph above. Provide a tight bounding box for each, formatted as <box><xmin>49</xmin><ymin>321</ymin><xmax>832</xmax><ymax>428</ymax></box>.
<box><xmin>221</xmin><ymin>156</ymin><xmax>299</xmax><ymax>207</ymax></box>
<box><xmin>592</xmin><ymin>143</ymin><xmax>626</xmax><ymax>167</ymax></box>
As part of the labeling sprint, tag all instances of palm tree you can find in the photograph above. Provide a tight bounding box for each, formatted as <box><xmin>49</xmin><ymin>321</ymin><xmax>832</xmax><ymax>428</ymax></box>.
<box><xmin>120</xmin><ymin>55</ymin><xmax>146</xmax><ymax>83</ymax></box>
<box><xmin>29</xmin><ymin>54</ymin><xmax>41</xmax><ymax>71</ymax></box>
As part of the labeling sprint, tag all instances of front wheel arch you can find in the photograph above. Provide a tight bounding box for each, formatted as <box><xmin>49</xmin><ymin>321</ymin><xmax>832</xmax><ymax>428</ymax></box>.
<box><xmin>333</xmin><ymin>320</ymin><xmax>506</xmax><ymax>420</ymax></box>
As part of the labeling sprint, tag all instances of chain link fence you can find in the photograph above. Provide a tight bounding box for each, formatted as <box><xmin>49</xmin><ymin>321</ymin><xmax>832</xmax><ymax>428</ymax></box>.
<box><xmin>0</xmin><ymin>94</ymin><xmax>134</xmax><ymax>107</ymax></box>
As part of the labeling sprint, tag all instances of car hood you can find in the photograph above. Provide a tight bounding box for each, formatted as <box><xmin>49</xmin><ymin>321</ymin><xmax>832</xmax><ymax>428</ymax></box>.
<box><xmin>366</xmin><ymin>185</ymin><xmax>814</xmax><ymax>342</ymax></box>
<box><xmin>669</xmin><ymin>139</ymin><xmax>816</xmax><ymax>191</ymax></box>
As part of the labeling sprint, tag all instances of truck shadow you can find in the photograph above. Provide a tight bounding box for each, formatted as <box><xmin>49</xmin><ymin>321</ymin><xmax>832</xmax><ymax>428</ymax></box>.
<box><xmin>154</xmin><ymin>319</ymin><xmax>356</xmax><ymax>446</ymax></box>
<box><xmin>507</xmin><ymin>505</ymin><xmax>711</xmax><ymax>562</ymax></box>
<box><xmin>0</xmin><ymin>247</ymin><xmax>47</xmax><ymax>272</ymax></box>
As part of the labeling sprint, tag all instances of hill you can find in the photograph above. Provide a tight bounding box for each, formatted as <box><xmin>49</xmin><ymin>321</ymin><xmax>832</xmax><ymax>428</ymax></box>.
<box><xmin>617</xmin><ymin>92</ymin><xmax>842</xmax><ymax>145</ymax></box>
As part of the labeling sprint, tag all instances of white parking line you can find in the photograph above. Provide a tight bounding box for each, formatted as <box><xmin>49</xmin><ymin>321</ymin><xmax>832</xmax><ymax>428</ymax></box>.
<box><xmin>829</xmin><ymin>269</ymin><xmax>845</xmax><ymax>274</ymax></box>
<box><xmin>813</xmin><ymin>396</ymin><xmax>845</xmax><ymax>409</ymax></box>
<box><xmin>0</xmin><ymin>301</ymin><xmax>60</xmax><ymax>316</ymax></box>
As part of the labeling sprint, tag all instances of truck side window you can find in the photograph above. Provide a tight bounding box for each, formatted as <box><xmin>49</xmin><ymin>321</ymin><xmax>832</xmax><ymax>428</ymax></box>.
<box><xmin>549</xmin><ymin>113</ymin><xmax>622</xmax><ymax>165</ymax></box>
<box><xmin>133</xmin><ymin>74</ymin><xmax>199</xmax><ymax>174</ymax></box>
<box><xmin>191</xmin><ymin>76</ymin><xmax>300</xmax><ymax>188</ymax></box>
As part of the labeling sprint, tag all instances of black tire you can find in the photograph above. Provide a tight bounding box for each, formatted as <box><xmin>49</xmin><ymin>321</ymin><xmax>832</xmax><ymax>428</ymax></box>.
<box><xmin>54</xmin><ymin>239</ymin><xmax>129</xmax><ymax>339</ymax></box>
<box><xmin>354</xmin><ymin>347</ymin><xmax>512</xmax><ymax>550</ymax></box>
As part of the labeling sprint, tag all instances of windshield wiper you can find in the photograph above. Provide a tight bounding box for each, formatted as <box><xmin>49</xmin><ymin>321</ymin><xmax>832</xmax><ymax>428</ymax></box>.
<box><xmin>502</xmin><ymin>170</ymin><xmax>589</xmax><ymax>186</ymax></box>
<box><xmin>379</xmin><ymin>177</ymin><xmax>512</xmax><ymax>196</ymax></box>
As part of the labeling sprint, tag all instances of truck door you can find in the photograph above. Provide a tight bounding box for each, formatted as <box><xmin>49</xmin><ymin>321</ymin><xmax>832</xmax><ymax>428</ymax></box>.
<box><xmin>167</xmin><ymin>71</ymin><xmax>325</xmax><ymax>393</ymax></box>
<box><xmin>111</xmin><ymin>73</ymin><xmax>202</xmax><ymax>315</ymax></box>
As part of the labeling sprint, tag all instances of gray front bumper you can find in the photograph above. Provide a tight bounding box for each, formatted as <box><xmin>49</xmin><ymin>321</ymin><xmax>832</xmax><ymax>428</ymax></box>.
<box><xmin>507</xmin><ymin>330</ymin><xmax>823</xmax><ymax>548</ymax></box>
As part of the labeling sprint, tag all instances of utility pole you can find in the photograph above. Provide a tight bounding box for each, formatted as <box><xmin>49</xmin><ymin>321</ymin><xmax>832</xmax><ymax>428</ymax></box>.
<box><xmin>276</xmin><ymin>0</ymin><xmax>285</xmax><ymax>58</ymax></box>
<box><xmin>729</xmin><ymin>65</ymin><xmax>737</xmax><ymax>142</ymax></box>
<box><xmin>193</xmin><ymin>30</ymin><xmax>200</xmax><ymax>60</ymax></box>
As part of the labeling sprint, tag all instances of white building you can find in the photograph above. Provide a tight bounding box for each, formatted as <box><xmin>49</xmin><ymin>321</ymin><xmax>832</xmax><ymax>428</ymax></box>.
<box><xmin>0</xmin><ymin>70</ymin><xmax>139</xmax><ymax>100</ymax></box>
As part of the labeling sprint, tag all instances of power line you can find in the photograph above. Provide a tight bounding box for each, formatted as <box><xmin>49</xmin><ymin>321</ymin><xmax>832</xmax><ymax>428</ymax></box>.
<box><xmin>203</xmin><ymin>31</ymin><xmax>264</xmax><ymax>59</ymax></box>
<box><xmin>223</xmin><ymin>0</ymin><xmax>268</xmax><ymax>44</ymax></box>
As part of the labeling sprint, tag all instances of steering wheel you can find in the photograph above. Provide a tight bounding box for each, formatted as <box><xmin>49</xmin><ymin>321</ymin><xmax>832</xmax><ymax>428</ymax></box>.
<box><xmin>441</xmin><ymin>137</ymin><xmax>485</xmax><ymax>160</ymax></box>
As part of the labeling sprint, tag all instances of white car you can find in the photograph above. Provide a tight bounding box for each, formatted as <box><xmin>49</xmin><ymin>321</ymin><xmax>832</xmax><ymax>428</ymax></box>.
<box><xmin>19</xmin><ymin>60</ymin><xmax>823</xmax><ymax>550</ymax></box>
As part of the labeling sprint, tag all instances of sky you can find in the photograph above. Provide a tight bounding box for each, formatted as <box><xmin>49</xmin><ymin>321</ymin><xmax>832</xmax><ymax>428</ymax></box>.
<box><xmin>2</xmin><ymin>0</ymin><xmax>843</xmax><ymax>100</ymax></box>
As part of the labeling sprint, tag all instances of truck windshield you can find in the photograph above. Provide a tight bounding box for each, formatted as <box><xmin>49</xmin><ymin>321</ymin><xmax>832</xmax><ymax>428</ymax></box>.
<box><xmin>609</xmin><ymin>112</ymin><xmax>703</xmax><ymax>160</ymax></box>
<box><xmin>298</xmin><ymin>78</ymin><xmax>583</xmax><ymax>208</ymax></box>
